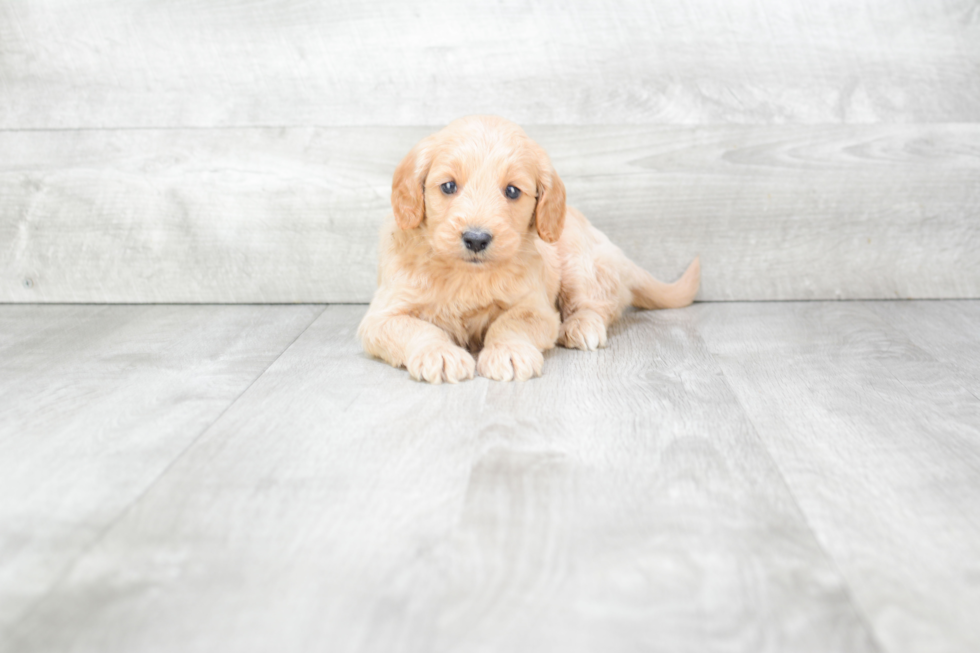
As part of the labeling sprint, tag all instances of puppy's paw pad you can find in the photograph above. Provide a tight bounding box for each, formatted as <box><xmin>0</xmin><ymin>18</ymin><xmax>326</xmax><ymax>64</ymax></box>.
<box><xmin>478</xmin><ymin>342</ymin><xmax>543</xmax><ymax>382</ymax></box>
<box><xmin>407</xmin><ymin>343</ymin><xmax>476</xmax><ymax>384</ymax></box>
<box><xmin>559</xmin><ymin>313</ymin><xmax>608</xmax><ymax>351</ymax></box>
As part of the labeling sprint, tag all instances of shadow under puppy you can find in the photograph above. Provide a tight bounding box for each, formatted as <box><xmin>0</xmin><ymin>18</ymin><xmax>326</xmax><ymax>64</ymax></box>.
<box><xmin>359</xmin><ymin>116</ymin><xmax>700</xmax><ymax>383</ymax></box>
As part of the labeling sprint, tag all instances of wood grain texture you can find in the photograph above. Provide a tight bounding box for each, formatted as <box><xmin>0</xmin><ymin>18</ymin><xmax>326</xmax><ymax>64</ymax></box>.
<box><xmin>4</xmin><ymin>305</ymin><xmax>877</xmax><ymax>653</ymax></box>
<box><xmin>2</xmin><ymin>124</ymin><xmax>978</xmax><ymax>303</ymax></box>
<box><xmin>867</xmin><ymin>301</ymin><xmax>980</xmax><ymax>394</ymax></box>
<box><xmin>0</xmin><ymin>304</ymin><xmax>322</xmax><ymax>633</ymax></box>
<box><xmin>1</xmin><ymin>0</ymin><xmax>978</xmax><ymax>128</ymax></box>
<box><xmin>696</xmin><ymin>302</ymin><xmax>980</xmax><ymax>653</ymax></box>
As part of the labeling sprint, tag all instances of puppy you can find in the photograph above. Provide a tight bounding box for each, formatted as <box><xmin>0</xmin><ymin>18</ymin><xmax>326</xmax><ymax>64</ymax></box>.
<box><xmin>358</xmin><ymin>116</ymin><xmax>700</xmax><ymax>383</ymax></box>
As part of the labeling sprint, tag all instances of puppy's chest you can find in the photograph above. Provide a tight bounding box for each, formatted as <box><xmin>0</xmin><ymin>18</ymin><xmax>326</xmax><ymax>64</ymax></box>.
<box><xmin>400</xmin><ymin>254</ymin><xmax>547</xmax><ymax>349</ymax></box>
<box><xmin>417</xmin><ymin>300</ymin><xmax>505</xmax><ymax>350</ymax></box>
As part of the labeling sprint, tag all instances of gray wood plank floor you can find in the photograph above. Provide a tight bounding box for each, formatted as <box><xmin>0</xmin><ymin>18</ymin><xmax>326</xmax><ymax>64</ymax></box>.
<box><xmin>0</xmin><ymin>305</ymin><xmax>323</xmax><ymax>633</ymax></box>
<box><xmin>2</xmin><ymin>301</ymin><xmax>978</xmax><ymax>653</ymax></box>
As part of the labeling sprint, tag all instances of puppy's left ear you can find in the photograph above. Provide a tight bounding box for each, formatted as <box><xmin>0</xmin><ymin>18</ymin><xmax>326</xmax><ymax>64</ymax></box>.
<box><xmin>534</xmin><ymin>152</ymin><xmax>566</xmax><ymax>243</ymax></box>
<box><xmin>391</xmin><ymin>137</ymin><xmax>433</xmax><ymax>230</ymax></box>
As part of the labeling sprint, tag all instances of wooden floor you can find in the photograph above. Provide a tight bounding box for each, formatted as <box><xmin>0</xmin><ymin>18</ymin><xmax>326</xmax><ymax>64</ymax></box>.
<box><xmin>1</xmin><ymin>301</ymin><xmax>978</xmax><ymax>653</ymax></box>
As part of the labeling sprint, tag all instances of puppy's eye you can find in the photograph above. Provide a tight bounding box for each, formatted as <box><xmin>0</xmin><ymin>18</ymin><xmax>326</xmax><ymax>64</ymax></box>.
<box><xmin>505</xmin><ymin>185</ymin><xmax>521</xmax><ymax>200</ymax></box>
<box><xmin>440</xmin><ymin>181</ymin><xmax>457</xmax><ymax>195</ymax></box>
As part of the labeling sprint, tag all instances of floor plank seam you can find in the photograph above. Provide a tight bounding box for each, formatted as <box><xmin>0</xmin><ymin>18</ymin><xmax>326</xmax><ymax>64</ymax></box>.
<box><xmin>702</xmin><ymin>337</ymin><xmax>889</xmax><ymax>653</ymax></box>
<box><xmin>3</xmin><ymin>304</ymin><xmax>329</xmax><ymax>636</ymax></box>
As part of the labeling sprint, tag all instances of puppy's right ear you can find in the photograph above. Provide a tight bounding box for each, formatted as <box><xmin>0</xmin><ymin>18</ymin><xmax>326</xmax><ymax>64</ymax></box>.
<box><xmin>391</xmin><ymin>138</ymin><xmax>432</xmax><ymax>230</ymax></box>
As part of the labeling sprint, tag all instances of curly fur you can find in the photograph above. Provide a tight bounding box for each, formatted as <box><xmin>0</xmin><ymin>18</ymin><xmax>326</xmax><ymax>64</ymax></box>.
<box><xmin>359</xmin><ymin>116</ymin><xmax>700</xmax><ymax>383</ymax></box>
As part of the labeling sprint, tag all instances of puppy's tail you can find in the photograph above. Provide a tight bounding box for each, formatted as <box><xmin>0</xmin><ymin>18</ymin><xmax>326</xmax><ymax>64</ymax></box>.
<box><xmin>626</xmin><ymin>256</ymin><xmax>701</xmax><ymax>309</ymax></box>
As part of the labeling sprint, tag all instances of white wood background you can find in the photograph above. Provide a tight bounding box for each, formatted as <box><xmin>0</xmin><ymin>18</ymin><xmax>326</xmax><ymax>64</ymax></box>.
<box><xmin>1</xmin><ymin>0</ymin><xmax>978</xmax><ymax>301</ymax></box>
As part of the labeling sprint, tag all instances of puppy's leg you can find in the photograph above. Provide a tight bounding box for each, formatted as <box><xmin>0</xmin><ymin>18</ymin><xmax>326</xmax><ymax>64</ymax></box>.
<box><xmin>477</xmin><ymin>301</ymin><xmax>560</xmax><ymax>382</ymax></box>
<box><xmin>558</xmin><ymin>219</ymin><xmax>700</xmax><ymax>351</ymax></box>
<box><xmin>358</xmin><ymin>310</ymin><xmax>475</xmax><ymax>384</ymax></box>
<box><xmin>558</xmin><ymin>244</ymin><xmax>631</xmax><ymax>351</ymax></box>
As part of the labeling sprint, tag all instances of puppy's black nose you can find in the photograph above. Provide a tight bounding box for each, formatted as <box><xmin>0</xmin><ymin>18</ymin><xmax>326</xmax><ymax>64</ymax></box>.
<box><xmin>462</xmin><ymin>230</ymin><xmax>492</xmax><ymax>253</ymax></box>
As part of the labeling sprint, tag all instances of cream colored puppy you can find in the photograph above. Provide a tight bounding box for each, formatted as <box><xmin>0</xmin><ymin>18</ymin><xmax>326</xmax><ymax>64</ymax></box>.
<box><xmin>358</xmin><ymin>116</ymin><xmax>700</xmax><ymax>383</ymax></box>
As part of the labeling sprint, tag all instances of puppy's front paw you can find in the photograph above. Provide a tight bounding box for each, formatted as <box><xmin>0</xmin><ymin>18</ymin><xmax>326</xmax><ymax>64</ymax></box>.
<box><xmin>406</xmin><ymin>342</ymin><xmax>476</xmax><ymax>384</ymax></box>
<box><xmin>477</xmin><ymin>342</ymin><xmax>544</xmax><ymax>382</ymax></box>
<box><xmin>558</xmin><ymin>311</ymin><xmax>608</xmax><ymax>351</ymax></box>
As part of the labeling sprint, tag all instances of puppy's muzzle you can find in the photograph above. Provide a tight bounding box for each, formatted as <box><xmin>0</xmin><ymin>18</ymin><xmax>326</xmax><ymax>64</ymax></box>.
<box><xmin>462</xmin><ymin>230</ymin><xmax>492</xmax><ymax>253</ymax></box>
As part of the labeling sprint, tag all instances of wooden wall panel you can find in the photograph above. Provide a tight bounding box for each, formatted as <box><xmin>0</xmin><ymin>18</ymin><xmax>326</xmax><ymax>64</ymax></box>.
<box><xmin>2</xmin><ymin>125</ymin><xmax>977</xmax><ymax>302</ymax></box>
<box><xmin>1</xmin><ymin>0</ymin><xmax>978</xmax><ymax>129</ymax></box>
<box><xmin>1</xmin><ymin>0</ymin><xmax>977</xmax><ymax>302</ymax></box>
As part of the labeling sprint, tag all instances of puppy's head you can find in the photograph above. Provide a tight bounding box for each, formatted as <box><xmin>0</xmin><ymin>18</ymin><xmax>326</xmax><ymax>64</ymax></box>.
<box><xmin>391</xmin><ymin>116</ymin><xmax>566</xmax><ymax>266</ymax></box>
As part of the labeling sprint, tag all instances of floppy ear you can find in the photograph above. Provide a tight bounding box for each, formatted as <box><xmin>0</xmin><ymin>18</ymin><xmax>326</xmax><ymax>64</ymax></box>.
<box><xmin>534</xmin><ymin>157</ymin><xmax>566</xmax><ymax>243</ymax></box>
<box><xmin>391</xmin><ymin>138</ymin><xmax>432</xmax><ymax>230</ymax></box>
